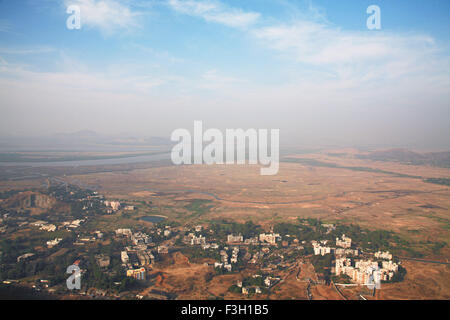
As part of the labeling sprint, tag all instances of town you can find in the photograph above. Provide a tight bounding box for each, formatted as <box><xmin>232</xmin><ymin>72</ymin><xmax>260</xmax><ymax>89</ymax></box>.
<box><xmin>0</xmin><ymin>182</ymin><xmax>407</xmax><ymax>300</ymax></box>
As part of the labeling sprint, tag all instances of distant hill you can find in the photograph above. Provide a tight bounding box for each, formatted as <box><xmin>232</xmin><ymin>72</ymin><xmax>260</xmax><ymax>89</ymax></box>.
<box><xmin>357</xmin><ymin>149</ymin><xmax>450</xmax><ymax>168</ymax></box>
<box><xmin>1</xmin><ymin>191</ymin><xmax>57</xmax><ymax>211</ymax></box>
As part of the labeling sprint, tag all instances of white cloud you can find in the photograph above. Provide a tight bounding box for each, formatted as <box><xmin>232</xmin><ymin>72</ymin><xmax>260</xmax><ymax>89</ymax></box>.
<box><xmin>64</xmin><ymin>0</ymin><xmax>142</xmax><ymax>34</ymax></box>
<box><xmin>251</xmin><ymin>17</ymin><xmax>449</xmax><ymax>91</ymax></box>
<box><xmin>252</xmin><ymin>21</ymin><xmax>434</xmax><ymax>65</ymax></box>
<box><xmin>168</xmin><ymin>0</ymin><xmax>260</xmax><ymax>28</ymax></box>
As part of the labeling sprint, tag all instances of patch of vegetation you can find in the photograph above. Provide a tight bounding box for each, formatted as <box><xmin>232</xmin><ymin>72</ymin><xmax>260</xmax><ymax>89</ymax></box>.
<box><xmin>228</xmin><ymin>284</ymin><xmax>241</xmax><ymax>294</ymax></box>
<box><xmin>431</xmin><ymin>241</ymin><xmax>447</xmax><ymax>254</ymax></box>
<box><xmin>423</xmin><ymin>178</ymin><xmax>450</xmax><ymax>186</ymax></box>
<box><xmin>331</xmin><ymin>273</ymin><xmax>352</xmax><ymax>284</ymax></box>
<box><xmin>184</xmin><ymin>199</ymin><xmax>214</xmax><ymax>218</ymax></box>
<box><xmin>310</xmin><ymin>254</ymin><xmax>333</xmax><ymax>283</ymax></box>
<box><xmin>181</xmin><ymin>246</ymin><xmax>220</xmax><ymax>262</ymax></box>
<box><xmin>210</xmin><ymin>220</ymin><xmax>263</xmax><ymax>239</ymax></box>
<box><xmin>0</xmin><ymin>189</ymin><xmax>29</xmax><ymax>199</ymax></box>
<box><xmin>385</xmin><ymin>265</ymin><xmax>407</xmax><ymax>283</ymax></box>
<box><xmin>282</xmin><ymin>158</ymin><xmax>422</xmax><ymax>179</ymax></box>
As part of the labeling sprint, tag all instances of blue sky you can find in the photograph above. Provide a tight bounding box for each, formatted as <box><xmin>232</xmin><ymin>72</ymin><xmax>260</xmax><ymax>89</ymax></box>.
<box><xmin>0</xmin><ymin>0</ymin><xmax>449</xmax><ymax>149</ymax></box>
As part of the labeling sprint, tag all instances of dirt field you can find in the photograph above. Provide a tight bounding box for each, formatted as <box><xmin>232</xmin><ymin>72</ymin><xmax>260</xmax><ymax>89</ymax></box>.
<box><xmin>60</xmin><ymin>155</ymin><xmax>449</xmax><ymax>247</ymax></box>
<box><xmin>376</xmin><ymin>260</ymin><xmax>450</xmax><ymax>300</ymax></box>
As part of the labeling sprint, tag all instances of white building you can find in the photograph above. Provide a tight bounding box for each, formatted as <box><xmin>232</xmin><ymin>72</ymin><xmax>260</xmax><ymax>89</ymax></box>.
<box><xmin>105</xmin><ymin>200</ymin><xmax>121</xmax><ymax>211</ymax></box>
<box><xmin>227</xmin><ymin>234</ymin><xmax>243</xmax><ymax>243</ymax></box>
<box><xmin>259</xmin><ymin>233</ymin><xmax>280</xmax><ymax>245</ymax></box>
<box><xmin>116</xmin><ymin>228</ymin><xmax>132</xmax><ymax>237</ymax></box>
<box><xmin>191</xmin><ymin>235</ymin><xmax>206</xmax><ymax>245</ymax></box>
<box><xmin>47</xmin><ymin>238</ymin><xmax>62</xmax><ymax>248</ymax></box>
<box><xmin>40</xmin><ymin>224</ymin><xmax>56</xmax><ymax>232</ymax></box>
<box><xmin>375</xmin><ymin>251</ymin><xmax>393</xmax><ymax>260</ymax></box>
<box><xmin>121</xmin><ymin>251</ymin><xmax>129</xmax><ymax>264</ymax></box>
<box><xmin>336</xmin><ymin>234</ymin><xmax>352</xmax><ymax>248</ymax></box>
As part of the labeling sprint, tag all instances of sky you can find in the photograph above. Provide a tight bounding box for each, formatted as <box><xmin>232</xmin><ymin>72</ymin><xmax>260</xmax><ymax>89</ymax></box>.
<box><xmin>0</xmin><ymin>0</ymin><xmax>449</xmax><ymax>149</ymax></box>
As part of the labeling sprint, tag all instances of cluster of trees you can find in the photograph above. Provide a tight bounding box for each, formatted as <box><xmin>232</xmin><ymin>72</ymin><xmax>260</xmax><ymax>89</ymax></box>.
<box><xmin>82</xmin><ymin>254</ymin><xmax>137</xmax><ymax>292</ymax></box>
<box><xmin>45</xmin><ymin>185</ymin><xmax>107</xmax><ymax>217</ymax></box>
<box><xmin>424</xmin><ymin>178</ymin><xmax>450</xmax><ymax>186</ymax></box>
<box><xmin>0</xmin><ymin>189</ymin><xmax>26</xmax><ymax>199</ymax></box>
<box><xmin>228</xmin><ymin>276</ymin><xmax>269</xmax><ymax>295</ymax></box>
<box><xmin>310</xmin><ymin>253</ymin><xmax>333</xmax><ymax>283</ymax></box>
<box><xmin>184</xmin><ymin>199</ymin><xmax>214</xmax><ymax>217</ymax></box>
<box><xmin>273</xmin><ymin>220</ymin><xmax>326</xmax><ymax>242</ymax></box>
<box><xmin>432</xmin><ymin>241</ymin><xmax>447</xmax><ymax>254</ymax></box>
<box><xmin>182</xmin><ymin>247</ymin><xmax>220</xmax><ymax>262</ymax></box>
<box><xmin>210</xmin><ymin>220</ymin><xmax>263</xmax><ymax>239</ymax></box>
<box><xmin>0</xmin><ymin>247</ymin><xmax>77</xmax><ymax>284</ymax></box>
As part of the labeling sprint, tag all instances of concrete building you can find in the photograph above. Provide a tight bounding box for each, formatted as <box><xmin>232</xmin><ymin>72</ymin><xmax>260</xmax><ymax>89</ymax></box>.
<box><xmin>105</xmin><ymin>200</ymin><xmax>121</xmax><ymax>211</ymax></box>
<box><xmin>336</xmin><ymin>234</ymin><xmax>352</xmax><ymax>248</ymax></box>
<box><xmin>375</xmin><ymin>251</ymin><xmax>393</xmax><ymax>260</ymax></box>
<box><xmin>116</xmin><ymin>228</ymin><xmax>132</xmax><ymax>237</ymax></box>
<box><xmin>259</xmin><ymin>233</ymin><xmax>280</xmax><ymax>245</ymax></box>
<box><xmin>191</xmin><ymin>235</ymin><xmax>206</xmax><ymax>245</ymax></box>
<box><xmin>95</xmin><ymin>254</ymin><xmax>110</xmax><ymax>268</ymax></box>
<box><xmin>46</xmin><ymin>238</ymin><xmax>62</xmax><ymax>248</ymax></box>
<box><xmin>227</xmin><ymin>234</ymin><xmax>243</xmax><ymax>243</ymax></box>
<box><xmin>40</xmin><ymin>224</ymin><xmax>56</xmax><ymax>232</ymax></box>
<box><xmin>121</xmin><ymin>251</ymin><xmax>129</xmax><ymax>264</ymax></box>
<box><xmin>127</xmin><ymin>267</ymin><xmax>146</xmax><ymax>280</ymax></box>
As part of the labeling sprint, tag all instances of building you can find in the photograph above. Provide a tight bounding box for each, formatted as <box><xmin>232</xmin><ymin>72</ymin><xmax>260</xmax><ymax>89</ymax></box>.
<box><xmin>163</xmin><ymin>229</ymin><xmax>171</xmax><ymax>237</ymax></box>
<box><xmin>158</xmin><ymin>245</ymin><xmax>169</xmax><ymax>254</ymax></box>
<box><xmin>259</xmin><ymin>233</ymin><xmax>280</xmax><ymax>245</ymax></box>
<box><xmin>95</xmin><ymin>254</ymin><xmax>111</xmax><ymax>268</ymax></box>
<box><xmin>121</xmin><ymin>251</ymin><xmax>129</xmax><ymax>264</ymax></box>
<box><xmin>227</xmin><ymin>234</ymin><xmax>243</xmax><ymax>243</ymax></box>
<box><xmin>132</xmin><ymin>232</ymin><xmax>151</xmax><ymax>245</ymax></box>
<box><xmin>116</xmin><ymin>228</ymin><xmax>132</xmax><ymax>237</ymax></box>
<box><xmin>94</xmin><ymin>231</ymin><xmax>103</xmax><ymax>239</ymax></box>
<box><xmin>336</xmin><ymin>234</ymin><xmax>352</xmax><ymax>248</ymax></box>
<box><xmin>336</xmin><ymin>257</ymin><xmax>395</xmax><ymax>285</ymax></box>
<box><xmin>127</xmin><ymin>268</ymin><xmax>146</xmax><ymax>280</ymax></box>
<box><xmin>191</xmin><ymin>235</ymin><xmax>206</xmax><ymax>245</ymax></box>
<box><xmin>105</xmin><ymin>200</ymin><xmax>121</xmax><ymax>211</ymax></box>
<box><xmin>375</xmin><ymin>251</ymin><xmax>393</xmax><ymax>260</ymax></box>
<box><xmin>313</xmin><ymin>243</ymin><xmax>332</xmax><ymax>256</ymax></box>
<box><xmin>17</xmin><ymin>253</ymin><xmax>34</xmax><ymax>263</ymax></box>
<box><xmin>381</xmin><ymin>260</ymin><xmax>398</xmax><ymax>272</ymax></box>
<box><xmin>40</xmin><ymin>224</ymin><xmax>56</xmax><ymax>232</ymax></box>
<box><xmin>244</xmin><ymin>237</ymin><xmax>259</xmax><ymax>245</ymax></box>
<box><xmin>46</xmin><ymin>238</ymin><xmax>62</xmax><ymax>248</ymax></box>
<box><xmin>335</xmin><ymin>248</ymin><xmax>359</xmax><ymax>256</ymax></box>
<box><xmin>137</xmin><ymin>251</ymin><xmax>153</xmax><ymax>266</ymax></box>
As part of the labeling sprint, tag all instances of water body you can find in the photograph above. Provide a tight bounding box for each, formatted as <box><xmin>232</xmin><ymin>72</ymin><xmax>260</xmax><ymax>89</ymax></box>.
<box><xmin>139</xmin><ymin>215</ymin><xmax>167</xmax><ymax>223</ymax></box>
<box><xmin>0</xmin><ymin>152</ymin><xmax>171</xmax><ymax>167</ymax></box>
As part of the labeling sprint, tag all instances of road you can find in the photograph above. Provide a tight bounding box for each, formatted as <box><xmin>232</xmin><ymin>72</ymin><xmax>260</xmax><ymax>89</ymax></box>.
<box><xmin>396</xmin><ymin>256</ymin><xmax>450</xmax><ymax>265</ymax></box>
